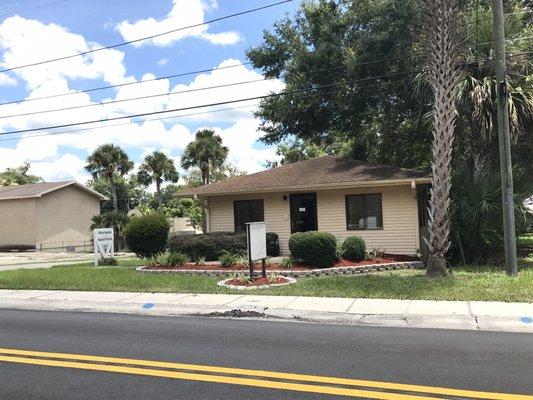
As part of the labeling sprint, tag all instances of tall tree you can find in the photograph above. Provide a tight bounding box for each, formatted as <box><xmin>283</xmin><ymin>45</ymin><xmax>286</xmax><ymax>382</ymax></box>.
<box><xmin>137</xmin><ymin>151</ymin><xmax>179</xmax><ymax>207</ymax></box>
<box><xmin>85</xmin><ymin>144</ymin><xmax>133</xmax><ymax>213</ymax></box>
<box><xmin>423</xmin><ymin>0</ymin><xmax>462</xmax><ymax>277</ymax></box>
<box><xmin>181</xmin><ymin>129</ymin><xmax>229</xmax><ymax>185</ymax></box>
<box><xmin>0</xmin><ymin>163</ymin><xmax>42</xmax><ymax>186</ymax></box>
<box><xmin>265</xmin><ymin>139</ymin><xmax>326</xmax><ymax>168</ymax></box>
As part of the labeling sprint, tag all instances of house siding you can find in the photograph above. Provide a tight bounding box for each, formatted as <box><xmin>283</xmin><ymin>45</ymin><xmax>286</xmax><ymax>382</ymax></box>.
<box><xmin>0</xmin><ymin>198</ymin><xmax>37</xmax><ymax>248</ymax></box>
<box><xmin>207</xmin><ymin>184</ymin><xmax>419</xmax><ymax>255</ymax></box>
<box><xmin>35</xmin><ymin>185</ymin><xmax>101</xmax><ymax>249</ymax></box>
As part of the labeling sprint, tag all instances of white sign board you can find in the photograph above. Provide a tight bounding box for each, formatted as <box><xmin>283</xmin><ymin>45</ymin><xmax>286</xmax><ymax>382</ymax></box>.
<box><xmin>93</xmin><ymin>228</ymin><xmax>114</xmax><ymax>266</ymax></box>
<box><xmin>246</xmin><ymin>222</ymin><xmax>267</xmax><ymax>261</ymax></box>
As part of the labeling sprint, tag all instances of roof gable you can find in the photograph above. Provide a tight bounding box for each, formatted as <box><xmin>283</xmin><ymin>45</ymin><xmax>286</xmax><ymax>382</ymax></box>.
<box><xmin>177</xmin><ymin>156</ymin><xmax>430</xmax><ymax>196</ymax></box>
<box><xmin>0</xmin><ymin>181</ymin><xmax>107</xmax><ymax>201</ymax></box>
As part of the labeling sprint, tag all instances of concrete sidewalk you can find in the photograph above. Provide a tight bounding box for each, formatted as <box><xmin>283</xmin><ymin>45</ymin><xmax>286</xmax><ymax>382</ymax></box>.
<box><xmin>0</xmin><ymin>252</ymin><xmax>135</xmax><ymax>271</ymax></box>
<box><xmin>0</xmin><ymin>290</ymin><xmax>531</xmax><ymax>333</ymax></box>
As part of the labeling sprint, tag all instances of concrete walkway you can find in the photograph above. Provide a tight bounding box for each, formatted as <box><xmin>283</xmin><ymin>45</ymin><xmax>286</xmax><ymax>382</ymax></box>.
<box><xmin>0</xmin><ymin>252</ymin><xmax>135</xmax><ymax>271</ymax></box>
<box><xmin>0</xmin><ymin>290</ymin><xmax>531</xmax><ymax>333</ymax></box>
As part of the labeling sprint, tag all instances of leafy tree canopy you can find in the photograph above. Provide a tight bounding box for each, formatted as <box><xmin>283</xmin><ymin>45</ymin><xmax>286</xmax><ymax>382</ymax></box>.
<box><xmin>0</xmin><ymin>163</ymin><xmax>43</xmax><ymax>186</ymax></box>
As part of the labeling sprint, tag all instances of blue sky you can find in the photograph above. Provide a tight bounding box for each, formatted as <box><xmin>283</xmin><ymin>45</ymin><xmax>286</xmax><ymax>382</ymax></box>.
<box><xmin>0</xmin><ymin>0</ymin><xmax>298</xmax><ymax>183</ymax></box>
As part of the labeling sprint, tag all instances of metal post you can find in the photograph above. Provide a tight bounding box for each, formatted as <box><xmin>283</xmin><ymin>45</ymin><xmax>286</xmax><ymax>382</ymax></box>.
<box><xmin>492</xmin><ymin>0</ymin><xmax>518</xmax><ymax>276</ymax></box>
<box><xmin>261</xmin><ymin>258</ymin><xmax>266</xmax><ymax>278</ymax></box>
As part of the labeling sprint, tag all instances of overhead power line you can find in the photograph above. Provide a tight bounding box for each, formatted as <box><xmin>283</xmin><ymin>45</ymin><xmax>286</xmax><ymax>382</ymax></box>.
<box><xmin>0</xmin><ymin>55</ymin><xmax>399</xmax><ymax>108</ymax></box>
<box><xmin>0</xmin><ymin>72</ymin><xmax>413</xmax><ymax>137</ymax></box>
<box><xmin>0</xmin><ymin>0</ymin><xmax>71</xmax><ymax>18</ymax></box>
<box><xmin>0</xmin><ymin>77</ymin><xmax>274</xmax><ymax>120</ymax></box>
<box><xmin>1</xmin><ymin>62</ymin><xmax>385</xmax><ymax>120</ymax></box>
<box><xmin>0</xmin><ymin>0</ymin><xmax>293</xmax><ymax>74</ymax></box>
<box><xmin>0</xmin><ymin>78</ymin><xmax>410</xmax><ymax>143</ymax></box>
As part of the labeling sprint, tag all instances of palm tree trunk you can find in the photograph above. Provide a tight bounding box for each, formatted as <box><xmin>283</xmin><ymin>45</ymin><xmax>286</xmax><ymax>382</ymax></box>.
<box><xmin>424</xmin><ymin>0</ymin><xmax>461</xmax><ymax>277</ymax></box>
<box><xmin>155</xmin><ymin>179</ymin><xmax>162</xmax><ymax>208</ymax></box>
<box><xmin>108</xmin><ymin>175</ymin><xmax>119</xmax><ymax>213</ymax></box>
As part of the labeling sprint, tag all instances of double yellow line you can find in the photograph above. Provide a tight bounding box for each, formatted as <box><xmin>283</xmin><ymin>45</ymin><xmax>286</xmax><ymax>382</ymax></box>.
<box><xmin>0</xmin><ymin>347</ymin><xmax>531</xmax><ymax>399</ymax></box>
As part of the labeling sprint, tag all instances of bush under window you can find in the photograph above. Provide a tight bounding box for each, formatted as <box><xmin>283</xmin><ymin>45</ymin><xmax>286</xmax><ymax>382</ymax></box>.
<box><xmin>288</xmin><ymin>231</ymin><xmax>337</xmax><ymax>268</ymax></box>
<box><xmin>266</xmin><ymin>232</ymin><xmax>280</xmax><ymax>257</ymax></box>
<box><xmin>341</xmin><ymin>236</ymin><xmax>366</xmax><ymax>261</ymax></box>
<box><xmin>168</xmin><ymin>232</ymin><xmax>246</xmax><ymax>261</ymax></box>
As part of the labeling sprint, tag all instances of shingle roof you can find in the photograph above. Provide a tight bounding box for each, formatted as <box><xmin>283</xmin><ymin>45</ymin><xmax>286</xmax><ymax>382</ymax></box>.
<box><xmin>177</xmin><ymin>156</ymin><xmax>430</xmax><ymax>196</ymax></box>
<box><xmin>0</xmin><ymin>181</ymin><xmax>107</xmax><ymax>201</ymax></box>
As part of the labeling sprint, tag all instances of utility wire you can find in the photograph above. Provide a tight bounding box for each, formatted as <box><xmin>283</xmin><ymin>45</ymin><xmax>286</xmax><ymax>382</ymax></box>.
<box><xmin>0</xmin><ymin>78</ymin><xmax>410</xmax><ymax>143</ymax></box>
<box><xmin>0</xmin><ymin>55</ymin><xmax>398</xmax><ymax>107</ymax></box>
<box><xmin>0</xmin><ymin>77</ymin><xmax>275</xmax><ymax>120</ymax></box>
<box><xmin>0</xmin><ymin>72</ymin><xmax>413</xmax><ymax>137</ymax></box>
<box><xmin>0</xmin><ymin>0</ymin><xmax>293</xmax><ymax>74</ymax></box>
<box><xmin>0</xmin><ymin>62</ymin><xmax>390</xmax><ymax>120</ymax></box>
<box><xmin>0</xmin><ymin>0</ymin><xmax>71</xmax><ymax>18</ymax></box>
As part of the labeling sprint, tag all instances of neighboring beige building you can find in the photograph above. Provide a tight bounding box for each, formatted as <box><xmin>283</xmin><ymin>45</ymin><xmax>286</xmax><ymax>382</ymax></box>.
<box><xmin>177</xmin><ymin>156</ymin><xmax>431</xmax><ymax>256</ymax></box>
<box><xmin>0</xmin><ymin>181</ymin><xmax>106</xmax><ymax>252</ymax></box>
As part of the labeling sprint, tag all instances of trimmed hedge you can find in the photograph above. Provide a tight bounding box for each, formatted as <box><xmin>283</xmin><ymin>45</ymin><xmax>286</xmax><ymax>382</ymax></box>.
<box><xmin>168</xmin><ymin>232</ymin><xmax>246</xmax><ymax>261</ymax></box>
<box><xmin>124</xmin><ymin>213</ymin><xmax>170</xmax><ymax>258</ymax></box>
<box><xmin>266</xmin><ymin>232</ymin><xmax>280</xmax><ymax>257</ymax></box>
<box><xmin>288</xmin><ymin>231</ymin><xmax>337</xmax><ymax>268</ymax></box>
<box><xmin>342</xmin><ymin>236</ymin><xmax>366</xmax><ymax>261</ymax></box>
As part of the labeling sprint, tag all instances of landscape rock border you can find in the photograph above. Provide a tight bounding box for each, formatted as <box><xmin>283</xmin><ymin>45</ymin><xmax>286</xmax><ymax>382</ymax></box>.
<box><xmin>136</xmin><ymin>260</ymin><xmax>423</xmax><ymax>277</ymax></box>
<box><xmin>217</xmin><ymin>276</ymin><xmax>297</xmax><ymax>290</ymax></box>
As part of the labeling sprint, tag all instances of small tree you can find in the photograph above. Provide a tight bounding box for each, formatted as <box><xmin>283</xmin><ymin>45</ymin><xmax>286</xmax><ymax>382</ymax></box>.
<box><xmin>137</xmin><ymin>151</ymin><xmax>179</xmax><ymax>208</ymax></box>
<box><xmin>85</xmin><ymin>144</ymin><xmax>133</xmax><ymax>213</ymax></box>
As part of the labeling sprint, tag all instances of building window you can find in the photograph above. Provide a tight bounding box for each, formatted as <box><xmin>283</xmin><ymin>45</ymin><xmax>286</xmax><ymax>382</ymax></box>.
<box><xmin>234</xmin><ymin>200</ymin><xmax>264</xmax><ymax>232</ymax></box>
<box><xmin>345</xmin><ymin>194</ymin><xmax>383</xmax><ymax>230</ymax></box>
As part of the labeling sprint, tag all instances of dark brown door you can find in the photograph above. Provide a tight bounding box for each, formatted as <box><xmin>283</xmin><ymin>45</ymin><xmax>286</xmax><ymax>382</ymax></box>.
<box><xmin>290</xmin><ymin>193</ymin><xmax>317</xmax><ymax>233</ymax></box>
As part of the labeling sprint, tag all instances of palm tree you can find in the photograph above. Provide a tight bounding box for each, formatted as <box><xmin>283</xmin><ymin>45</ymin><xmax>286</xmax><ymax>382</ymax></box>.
<box><xmin>181</xmin><ymin>129</ymin><xmax>229</xmax><ymax>186</ymax></box>
<box><xmin>458</xmin><ymin>4</ymin><xmax>533</xmax><ymax>178</ymax></box>
<box><xmin>137</xmin><ymin>151</ymin><xmax>179</xmax><ymax>208</ymax></box>
<box><xmin>423</xmin><ymin>0</ymin><xmax>462</xmax><ymax>277</ymax></box>
<box><xmin>85</xmin><ymin>144</ymin><xmax>133</xmax><ymax>213</ymax></box>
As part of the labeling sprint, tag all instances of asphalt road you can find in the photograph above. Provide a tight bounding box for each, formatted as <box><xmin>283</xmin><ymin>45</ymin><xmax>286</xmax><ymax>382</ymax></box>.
<box><xmin>0</xmin><ymin>309</ymin><xmax>532</xmax><ymax>399</ymax></box>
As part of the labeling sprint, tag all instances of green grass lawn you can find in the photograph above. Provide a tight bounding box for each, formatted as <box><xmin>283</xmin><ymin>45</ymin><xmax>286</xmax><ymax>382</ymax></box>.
<box><xmin>0</xmin><ymin>257</ymin><xmax>531</xmax><ymax>302</ymax></box>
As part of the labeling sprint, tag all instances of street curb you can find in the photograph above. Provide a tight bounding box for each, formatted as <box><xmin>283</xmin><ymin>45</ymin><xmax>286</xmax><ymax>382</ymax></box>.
<box><xmin>1</xmin><ymin>297</ymin><xmax>531</xmax><ymax>333</ymax></box>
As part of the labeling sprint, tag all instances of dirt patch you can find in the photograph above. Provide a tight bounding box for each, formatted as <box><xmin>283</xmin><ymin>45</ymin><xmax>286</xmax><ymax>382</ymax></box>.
<box><xmin>225</xmin><ymin>276</ymin><xmax>290</xmax><ymax>287</ymax></box>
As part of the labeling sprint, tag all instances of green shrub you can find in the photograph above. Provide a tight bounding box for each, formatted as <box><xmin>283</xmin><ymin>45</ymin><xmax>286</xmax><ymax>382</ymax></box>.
<box><xmin>266</xmin><ymin>232</ymin><xmax>280</xmax><ymax>257</ymax></box>
<box><xmin>280</xmin><ymin>256</ymin><xmax>294</xmax><ymax>269</ymax></box>
<box><xmin>99</xmin><ymin>257</ymin><xmax>118</xmax><ymax>266</ymax></box>
<box><xmin>342</xmin><ymin>236</ymin><xmax>366</xmax><ymax>261</ymax></box>
<box><xmin>166</xmin><ymin>252</ymin><xmax>190</xmax><ymax>266</ymax></box>
<box><xmin>219</xmin><ymin>251</ymin><xmax>240</xmax><ymax>267</ymax></box>
<box><xmin>168</xmin><ymin>232</ymin><xmax>246</xmax><ymax>261</ymax></box>
<box><xmin>124</xmin><ymin>213</ymin><xmax>170</xmax><ymax>258</ymax></box>
<box><xmin>288</xmin><ymin>231</ymin><xmax>337</xmax><ymax>268</ymax></box>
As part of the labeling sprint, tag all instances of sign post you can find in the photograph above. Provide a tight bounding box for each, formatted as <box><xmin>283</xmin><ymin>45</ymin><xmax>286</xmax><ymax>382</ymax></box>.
<box><xmin>93</xmin><ymin>228</ymin><xmax>114</xmax><ymax>266</ymax></box>
<box><xmin>245</xmin><ymin>222</ymin><xmax>267</xmax><ymax>280</ymax></box>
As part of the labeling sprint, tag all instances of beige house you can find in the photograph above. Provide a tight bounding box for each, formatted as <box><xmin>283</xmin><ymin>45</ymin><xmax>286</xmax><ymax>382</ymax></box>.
<box><xmin>178</xmin><ymin>156</ymin><xmax>431</xmax><ymax>256</ymax></box>
<box><xmin>0</xmin><ymin>181</ymin><xmax>106</xmax><ymax>251</ymax></box>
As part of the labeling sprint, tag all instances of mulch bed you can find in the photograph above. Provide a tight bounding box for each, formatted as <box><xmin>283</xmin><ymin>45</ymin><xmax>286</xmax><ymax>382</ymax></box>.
<box><xmin>142</xmin><ymin>255</ymin><xmax>416</xmax><ymax>271</ymax></box>
<box><xmin>225</xmin><ymin>276</ymin><xmax>290</xmax><ymax>287</ymax></box>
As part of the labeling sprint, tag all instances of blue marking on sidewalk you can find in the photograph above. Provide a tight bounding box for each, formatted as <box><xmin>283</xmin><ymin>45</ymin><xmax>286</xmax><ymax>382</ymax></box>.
<box><xmin>520</xmin><ymin>316</ymin><xmax>532</xmax><ymax>324</ymax></box>
<box><xmin>142</xmin><ymin>303</ymin><xmax>155</xmax><ymax>309</ymax></box>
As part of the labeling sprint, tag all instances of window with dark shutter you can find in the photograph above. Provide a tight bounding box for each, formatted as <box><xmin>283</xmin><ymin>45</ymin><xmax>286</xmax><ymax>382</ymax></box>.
<box><xmin>233</xmin><ymin>200</ymin><xmax>264</xmax><ymax>232</ymax></box>
<box><xmin>345</xmin><ymin>194</ymin><xmax>383</xmax><ymax>230</ymax></box>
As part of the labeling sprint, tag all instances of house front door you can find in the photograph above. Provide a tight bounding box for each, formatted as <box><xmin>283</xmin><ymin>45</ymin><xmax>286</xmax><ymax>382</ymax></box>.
<box><xmin>290</xmin><ymin>193</ymin><xmax>317</xmax><ymax>233</ymax></box>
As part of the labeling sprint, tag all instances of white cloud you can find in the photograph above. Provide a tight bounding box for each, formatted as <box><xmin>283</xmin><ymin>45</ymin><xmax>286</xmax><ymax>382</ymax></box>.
<box><xmin>0</xmin><ymin>15</ymin><xmax>278</xmax><ymax>182</ymax></box>
<box><xmin>157</xmin><ymin>58</ymin><xmax>169</xmax><ymax>66</ymax></box>
<box><xmin>29</xmin><ymin>153</ymin><xmax>88</xmax><ymax>183</ymax></box>
<box><xmin>0</xmin><ymin>16</ymin><xmax>129</xmax><ymax>89</ymax></box>
<box><xmin>116</xmin><ymin>0</ymin><xmax>241</xmax><ymax>47</ymax></box>
<box><xmin>0</xmin><ymin>73</ymin><xmax>17</xmax><ymax>86</ymax></box>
